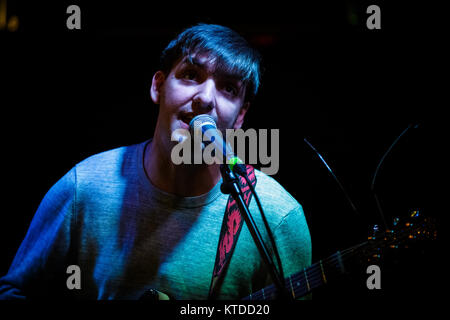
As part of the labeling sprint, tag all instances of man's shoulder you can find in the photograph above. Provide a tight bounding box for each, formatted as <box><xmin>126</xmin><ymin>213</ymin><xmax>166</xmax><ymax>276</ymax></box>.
<box><xmin>253</xmin><ymin>169</ymin><xmax>302</xmax><ymax>215</ymax></box>
<box><xmin>75</xmin><ymin>141</ymin><xmax>144</xmax><ymax>174</ymax></box>
<box><xmin>73</xmin><ymin>140</ymin><xmax>147</xmax><ymax>188</ymax></box>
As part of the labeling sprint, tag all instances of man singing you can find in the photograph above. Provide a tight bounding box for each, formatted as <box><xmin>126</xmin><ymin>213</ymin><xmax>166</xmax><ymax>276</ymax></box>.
<box><xmin>0</xmin><ymin>23</ymin><xmax>311</xmax><ymax>300</ymax></box>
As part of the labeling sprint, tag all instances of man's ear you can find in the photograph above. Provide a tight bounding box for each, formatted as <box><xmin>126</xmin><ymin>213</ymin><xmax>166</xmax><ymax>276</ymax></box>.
<box><xmin>150</xmin><ymin>71</ymin><xmax>166</xmax><ymax>104</ymax></box>
<box><xmin>233</xmin><ymin>102</ymin><xmax>251</xmax><ymax>129</ymax></box>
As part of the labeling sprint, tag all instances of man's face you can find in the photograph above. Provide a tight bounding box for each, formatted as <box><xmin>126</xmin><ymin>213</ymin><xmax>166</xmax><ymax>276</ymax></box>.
<box><xmin>151</xmin><ymin>53</ymin><xmax>249</xmax><ymax>150</ymax></box>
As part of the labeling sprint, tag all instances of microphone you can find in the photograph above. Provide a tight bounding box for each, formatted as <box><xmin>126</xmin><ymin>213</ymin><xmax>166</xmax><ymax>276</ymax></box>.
<box><xmin>191</xmin><ymin>114</ymin><xmax>288</xmax><ymax>296</ymax></box>
<box><xmin>189</xmin><ymin>114</ymin><xmax>247</xmax><ymax>176</ymax></box>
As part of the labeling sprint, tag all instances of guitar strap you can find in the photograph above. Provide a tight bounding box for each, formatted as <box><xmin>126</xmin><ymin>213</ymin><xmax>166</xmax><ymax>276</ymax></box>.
<box><xmin>208</xmin><ymin>165</ymin><xmax>257</xmax><ymax>299</ymax></box>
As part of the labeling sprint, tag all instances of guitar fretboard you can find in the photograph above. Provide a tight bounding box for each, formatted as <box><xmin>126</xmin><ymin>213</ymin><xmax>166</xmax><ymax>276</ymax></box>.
<box><xmin>242</xmin><ymin>242</ymin><xmax>367</xmax><ymax>300</ymax></box>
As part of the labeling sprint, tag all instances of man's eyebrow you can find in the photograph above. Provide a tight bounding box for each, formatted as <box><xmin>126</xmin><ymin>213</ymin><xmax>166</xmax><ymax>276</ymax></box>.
<box><xmin>182</xmin><ymin>56</ymin><xmax>208</xmax><ymax>69</ymax></box>
<box><xmin>181</xmin><ymin>55</ymin><xmax>244</xmax><ymax>86</ymax></box>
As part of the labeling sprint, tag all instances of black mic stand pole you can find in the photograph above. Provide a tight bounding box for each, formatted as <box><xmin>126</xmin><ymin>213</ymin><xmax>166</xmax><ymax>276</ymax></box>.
<box><xmin>219</xmin><ymin>164</ymin><xmax>289</xmax><ymax>300</ymax></box>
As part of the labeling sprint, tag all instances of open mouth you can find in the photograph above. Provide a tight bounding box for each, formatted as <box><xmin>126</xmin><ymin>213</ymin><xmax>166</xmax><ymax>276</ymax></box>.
<box><xmin>179</xmin><ymin>112</ymin><xmax>196</xmax><ymax>128</ymax></box>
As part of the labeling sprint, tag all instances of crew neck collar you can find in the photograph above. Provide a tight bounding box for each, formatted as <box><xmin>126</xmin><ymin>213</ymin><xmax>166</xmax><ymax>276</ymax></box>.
<box><xmin>137</xmin><ymin>139</ymin><xmax>223</xmax><ymax>209</ymax></box>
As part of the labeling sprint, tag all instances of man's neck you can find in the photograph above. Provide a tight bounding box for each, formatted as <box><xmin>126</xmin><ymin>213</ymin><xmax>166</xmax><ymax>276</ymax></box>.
<box><xmin>144</xmin><ymin>138</ymin><xmax>222</xmax><ymax>197</ymax></box>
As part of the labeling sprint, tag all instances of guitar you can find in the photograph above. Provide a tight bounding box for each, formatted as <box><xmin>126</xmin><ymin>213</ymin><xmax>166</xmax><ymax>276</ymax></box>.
<box><xmin>241</xmin><ymin>211</ymin><xmax>436</xmax><ymax>300</ymax></box>
<box><xmin>139</xmin><ymin>211</ymin><xmax>436</xmax><ymax>300</ymax></box>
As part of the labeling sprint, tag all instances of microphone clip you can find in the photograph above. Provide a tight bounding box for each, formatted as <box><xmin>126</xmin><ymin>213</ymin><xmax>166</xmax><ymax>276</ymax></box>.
<box><xmin>219</xmin><ymin>164</ymin><xmax>240</xmax><ymax>195</ymax></box>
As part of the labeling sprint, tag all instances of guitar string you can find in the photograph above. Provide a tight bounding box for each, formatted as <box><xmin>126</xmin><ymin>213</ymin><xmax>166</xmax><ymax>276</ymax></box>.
<box><xmin>245</xmin><ymin>253</ymin><xmax>343</xmax><ymax>300</ymax></box>
<box><xmin>245</xmin><ymin>244</ymin><xmax>360</xmax><ymax>300</ymax></box>
<box><xmin>245</xmin><ymin>224</ymin><xmax>426</xmax><ymax>300</ymax></box>
<box><xmin>249</xmin><ymin>228</ymin><xmax>424</xmax><ymax>300</ymax></box>
<box><xmin>245</xmin><ymin>241</ymin><xmax>369</xmax><ymax>299</ymax></box>
<box><xmin>290</xmin><ymin>226</ymin><xmax>422</xmax><ymax>299</ymax></box>
<box><xmin>289</xmin><ymin>226</ymin><xmax>421</xmax><ymax>299</ymax></box>
<box><xmin>246</xmin><ymin>242</ymin><xmax>372</xmax><ymax>300</ymax></box>
<box><xmin>265</xmin><ymin>245</ymin><xmax>358</xmax><ymax>299</ymax></box>
<box><xmin>295</xmin><ymin>224</ymin><xmax>428</xmax><ymax>298</ymax></box>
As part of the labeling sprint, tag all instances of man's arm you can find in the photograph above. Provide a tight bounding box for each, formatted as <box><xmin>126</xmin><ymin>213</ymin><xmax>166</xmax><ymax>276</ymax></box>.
<box><xmin>272</xmin><ymin>205</ymin><xmax>312</xmax><ymax>300</ymax></box>
<box><xmin>0</xmin><ymin>168</ymin><xmax>77</xmax><ymax>299</ymax></box>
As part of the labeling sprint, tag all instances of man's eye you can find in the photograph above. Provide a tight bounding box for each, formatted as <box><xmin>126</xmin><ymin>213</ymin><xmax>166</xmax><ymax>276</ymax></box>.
<box><xmin>224</xmin><ymin>84</ymin><xmax>238</xmax><ymax>96</ymax></box>
<box><xmin>182</xmin><ymin>70</ymin><xmax>197</xmax><ymax>80</ymax></box>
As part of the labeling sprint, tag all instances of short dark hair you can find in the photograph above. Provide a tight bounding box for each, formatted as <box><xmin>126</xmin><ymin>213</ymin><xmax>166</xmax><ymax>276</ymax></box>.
<box><xmin>159</xmin><ymin>23</ymin><xmax>262</xmax><ymax>102</ymax></box>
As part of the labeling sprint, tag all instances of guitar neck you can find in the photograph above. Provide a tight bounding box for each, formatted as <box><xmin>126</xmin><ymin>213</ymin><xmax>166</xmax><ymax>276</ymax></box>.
<box><xmin>242</xmin><ymin>242</ymin><xmax>367</xmax><ymax>300</ymax></box>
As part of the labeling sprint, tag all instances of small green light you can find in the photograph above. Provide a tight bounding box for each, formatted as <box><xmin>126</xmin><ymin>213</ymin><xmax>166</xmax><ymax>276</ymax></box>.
<box><xmin>229</xmin><ymin>157</ymin><xmax>243</xmax><ymax>172</ymax></box>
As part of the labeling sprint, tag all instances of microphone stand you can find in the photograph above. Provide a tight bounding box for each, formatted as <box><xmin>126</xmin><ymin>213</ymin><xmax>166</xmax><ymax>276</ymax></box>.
<box><xmin>219</xmin><ymin>164</ymin><xmax>289</xmax><ymax>300</ymax></box>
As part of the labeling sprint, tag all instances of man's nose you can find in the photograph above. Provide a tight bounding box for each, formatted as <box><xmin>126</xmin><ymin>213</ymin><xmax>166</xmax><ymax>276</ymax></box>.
<box><xmin>192</xmin><ymin>79</ymin><xmax>216</xmax><ymax>113</ymax></box>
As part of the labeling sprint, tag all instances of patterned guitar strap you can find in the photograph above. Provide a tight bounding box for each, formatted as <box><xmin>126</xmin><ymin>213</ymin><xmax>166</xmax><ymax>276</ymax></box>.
<box><xmin>208</xmin><ymin>165</ymin><xmax>257</xmax><ymax>299</ymax></box>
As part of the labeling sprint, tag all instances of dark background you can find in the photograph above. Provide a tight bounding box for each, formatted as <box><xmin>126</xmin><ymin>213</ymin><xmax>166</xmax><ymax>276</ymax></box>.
<box><xmin>0</xmin><ymin>0</ymin><xmax>443</xmax><ymax>301</ymax></box>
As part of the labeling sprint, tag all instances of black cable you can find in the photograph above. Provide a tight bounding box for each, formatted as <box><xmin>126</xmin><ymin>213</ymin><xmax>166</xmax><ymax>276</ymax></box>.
<box><xmin>370</xmin><ymin>123</ymin><xmax>419</xmax><ymax>229</ymax></box>
<box><xmin>239</xmin><ymin>169</ymin><xmax>287</xmax><ymax>297</ymax></box>
<box><xmin>304</xmin><ymin>138</ymin><xmax>359</xmax><ymax>217</ymax></box>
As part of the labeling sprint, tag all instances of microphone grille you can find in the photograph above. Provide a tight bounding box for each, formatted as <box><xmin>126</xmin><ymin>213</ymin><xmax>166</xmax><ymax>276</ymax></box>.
<box><xmin>189</xmin><ymin>114</ymin><xmax>217</xmax><ymax>133</ymax></box>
